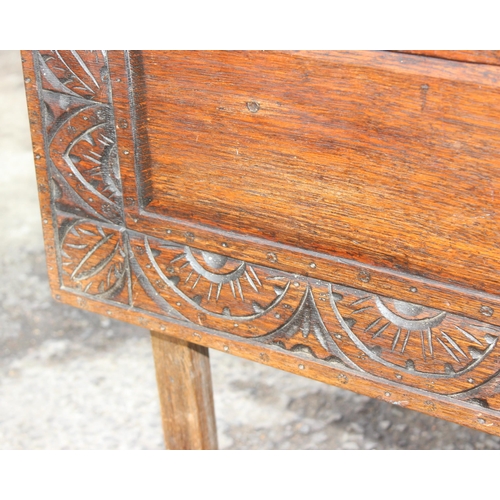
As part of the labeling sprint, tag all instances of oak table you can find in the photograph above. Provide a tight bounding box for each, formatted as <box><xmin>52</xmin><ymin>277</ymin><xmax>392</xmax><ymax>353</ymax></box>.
<box><xmin>22</xmin><ymin>50</ymin><xmax>500</xmax><ymax>448</ymax></box>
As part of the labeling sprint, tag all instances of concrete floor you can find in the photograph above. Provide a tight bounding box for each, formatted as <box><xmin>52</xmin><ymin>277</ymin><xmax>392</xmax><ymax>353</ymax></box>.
<box><xmin>1</xmin><ymin>50</ymin><xmax>500</xmax><ymax>449</ymax></box>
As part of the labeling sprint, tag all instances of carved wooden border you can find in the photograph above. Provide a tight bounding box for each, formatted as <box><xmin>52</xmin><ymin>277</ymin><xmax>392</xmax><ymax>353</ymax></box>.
<box><xmin>22</xmin><ymin>50</ymin><xmax>500</xmax><ymax>435</ymax></box>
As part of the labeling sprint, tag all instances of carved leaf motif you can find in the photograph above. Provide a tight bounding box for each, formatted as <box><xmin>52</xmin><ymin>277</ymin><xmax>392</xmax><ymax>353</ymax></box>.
<box><xmin>258</xmin><ymin>285</ymin><xmax>357</xmax><ymax>369</ymax></box>
<box><xmin>59</xmin><ymin>219</ymin><xmax>129</xmax><ymax>303</ymax></box>
<box><xmin>38</xmin><ymin>50</ymin><xmax>108</xmax><ymax>102</ymax></box>
<box><xmin>48</xmin><ymin>107</ymin><xmax>123</xmax><ymax>224</ymax></box>
<box><xmin>62</xmin><ymin>109</ymin><xmax>121</xmax><ymax>211</ymax></box>
<box><xmin>326</xmin><ymin>284</ymin><xmax>500</xmax><ymax>393</ymax></box>
<box><xmin>139</xmin><ymin>237</ymin><xmax>289</xmax><ymax>320</ymax></box>
<box><xmin>331</xmin><ymin>287</ymin><xmax>498</xmax><ymax>374</ymax></box>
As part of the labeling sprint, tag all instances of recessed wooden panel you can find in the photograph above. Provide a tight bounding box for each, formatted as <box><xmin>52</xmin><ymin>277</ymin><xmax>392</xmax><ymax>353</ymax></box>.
<box><xmin>131</xmin><ymin>50</ymin><xmax>500</xmax><ymax>296</ymax></box>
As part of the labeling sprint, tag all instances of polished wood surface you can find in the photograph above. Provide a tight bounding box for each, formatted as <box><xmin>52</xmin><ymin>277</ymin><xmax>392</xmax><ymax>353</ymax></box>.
<box><xmin>399</xmin><ymin>50</ymin><xmax>500</xmax><ymax>66</ymax></box>
<box><xmin>21</xmin><ymin>50</ymin><xmax>500</xmax><ymax>440</ymax></box>
<box><xmin>151</xmin><ymin>331</ymin><xmax>218</xmax><ymax>450</ymax></box>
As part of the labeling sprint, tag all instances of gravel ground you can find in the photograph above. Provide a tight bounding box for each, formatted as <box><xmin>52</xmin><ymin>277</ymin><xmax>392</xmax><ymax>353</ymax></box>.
<box><xmin>1</xmin><ymin>50</ymin><xmax>500</xmax><ymax>449</ymax></box>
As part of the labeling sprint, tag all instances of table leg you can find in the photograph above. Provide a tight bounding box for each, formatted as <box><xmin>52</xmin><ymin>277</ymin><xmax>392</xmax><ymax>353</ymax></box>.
<box><xmin>150</xmin><ymin>330</ymin><xmax>218</xmax><ymax>450</ymax></box>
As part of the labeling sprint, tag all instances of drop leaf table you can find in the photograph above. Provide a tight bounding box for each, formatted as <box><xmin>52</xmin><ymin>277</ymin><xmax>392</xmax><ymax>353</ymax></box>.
<box><xmin>22</xmin><ymin>50</ymin><xmax>500</xmax><ymax>448</ymax></box>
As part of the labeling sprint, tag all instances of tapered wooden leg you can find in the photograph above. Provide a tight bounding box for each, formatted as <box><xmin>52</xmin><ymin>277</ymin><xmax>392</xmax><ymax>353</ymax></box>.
<box><xmin>150</xmin><ymin>330</ymin><xmax>218</xmax><ymax>450</ymax></box>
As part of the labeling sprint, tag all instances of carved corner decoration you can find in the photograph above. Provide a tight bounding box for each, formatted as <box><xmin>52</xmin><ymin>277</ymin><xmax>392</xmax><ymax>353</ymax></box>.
<box><xmin>28</xmin><ymin>50</ymin><xmax>500</xmax><ymax>432</ymax></box>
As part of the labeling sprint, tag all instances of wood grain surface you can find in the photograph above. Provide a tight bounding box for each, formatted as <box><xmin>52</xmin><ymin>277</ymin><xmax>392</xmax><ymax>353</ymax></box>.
<box><xmin>151</xmin><ymin>331</ymin><xmax>218</xmax><ymax>450</ymax></box>
<box><xmin>21</xmin><ymin>49</ymin><xmax>500</xmax><ymax>438</ymax></box>
<box><xmin>398</xmin><ymin>51</ymin><xmax>500</xmax><ymax>66</ymax></box>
